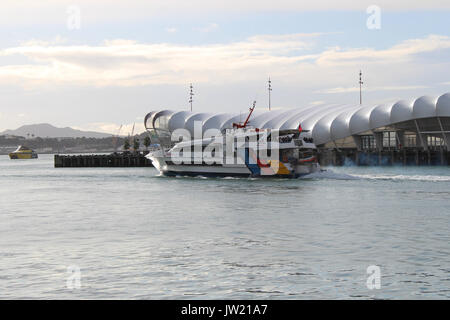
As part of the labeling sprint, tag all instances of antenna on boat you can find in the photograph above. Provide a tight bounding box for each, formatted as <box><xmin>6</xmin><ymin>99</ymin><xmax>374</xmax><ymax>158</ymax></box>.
<box><xmin>268</xmin><ymin>77</ymin><xmax>272</xmax><ymax>111</ymax></box>
<box><xmin>359</xmin><ymin>70</ymin><xmax>363</xmax><ymax>105</ymax></box>
<box><xmin>189</xmin><ymin>83</ymin><xmax>194</xmax><ymax>112</ymax></box>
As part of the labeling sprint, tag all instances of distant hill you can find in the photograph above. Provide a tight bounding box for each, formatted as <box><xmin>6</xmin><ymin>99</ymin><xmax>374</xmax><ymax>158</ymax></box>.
<box><xmin>0</xmin><ymin>123</ymin><xmax>112</xmax><ymax>138</ymax></box>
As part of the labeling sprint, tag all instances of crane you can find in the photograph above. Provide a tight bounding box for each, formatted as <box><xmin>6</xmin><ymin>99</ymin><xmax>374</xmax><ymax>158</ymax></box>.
<box><xmin>131</xmin><ymin>123</ymin><xmax>135</xmax><ymax>137</ymax></box>
<box><xmin>233</xmin><ymin>101</ymin><xmax>256</xmax><ymax>129</ymax></box>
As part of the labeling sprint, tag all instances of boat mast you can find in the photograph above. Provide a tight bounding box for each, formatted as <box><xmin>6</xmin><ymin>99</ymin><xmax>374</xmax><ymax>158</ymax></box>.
<box><xmin>268</xmin><ymin>77</ymin><xmax>272</xmax><ymax>111</ymax></box>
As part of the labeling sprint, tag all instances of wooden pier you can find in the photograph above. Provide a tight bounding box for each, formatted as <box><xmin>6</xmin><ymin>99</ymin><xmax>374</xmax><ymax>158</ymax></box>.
<box><xmin>55</xmin><ymin>149</ymin><xmax>449</xmax><ymax>168</ymax></box>
<box><xmin>54</xmin><ymin>153</ymin><xmax>153</xmax><ymax>168</ymax></box>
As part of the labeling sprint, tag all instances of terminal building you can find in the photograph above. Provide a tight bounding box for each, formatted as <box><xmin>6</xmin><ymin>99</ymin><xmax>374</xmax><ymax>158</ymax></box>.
<box><xmin>145</xmin><ymin>92</ymin><xmax>450</xmax><ymax>166</ymax></box>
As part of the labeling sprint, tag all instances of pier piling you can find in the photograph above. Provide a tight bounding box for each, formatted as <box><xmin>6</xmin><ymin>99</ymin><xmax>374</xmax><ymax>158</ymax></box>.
<box><xmin>54</xmin><ymin>153</ymin><xmax>153</xmax><ymax>168</ymax></box>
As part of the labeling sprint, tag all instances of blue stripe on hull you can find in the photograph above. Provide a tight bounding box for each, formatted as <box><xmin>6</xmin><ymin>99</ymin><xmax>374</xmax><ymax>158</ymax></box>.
<box><xmin>244</xmin><ymin>148</ymin><xmax>261</xmax><ymax>175</ymax></box>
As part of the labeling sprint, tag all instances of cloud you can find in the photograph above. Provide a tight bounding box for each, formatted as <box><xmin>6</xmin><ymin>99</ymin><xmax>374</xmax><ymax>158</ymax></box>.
<box><xmin>317</xmin><ymin>85</ymin><xmax>430</xmax><ymax>94</ymax></box>
<box><xmin>309</xmin><ymin>100</ymin><xmax>326</xmax><ymax>105</ymax></box>
<box><xmin>2</xmin><ymin>1</ymin><xmax>450</xmax><ymax>27</ymax></box>
<box><xmin>0</xmin><ymin>32</ymin><xmax>321</xmax><ymax>86</ymax></box>
<box><xmin>316</xmin><ymin>35</ymin><xmax>450</xmax><ymax>67</ymax></box>
<box><xmin>195</xmin><ymin>23</ymin><xmax>219</xmax><ymax>33</ymax></box>
<box><xmin>19</xmin><ymin>36</ymin><xmax>68</xmax><ymax>47</ymax></box>
<box><xmin>0</xmin><ymin>33</ymin><xmax>448</xmax><ymax>90</ymax></box>
<box><xmin>166</xmin><ymin>27</ymin><xmax>177</xmax><ymax>33</ymax></box>
<box><xmin>73</xmin><ymin>122</ymin><xmax>146</xmax><ymax>135</ymax></box>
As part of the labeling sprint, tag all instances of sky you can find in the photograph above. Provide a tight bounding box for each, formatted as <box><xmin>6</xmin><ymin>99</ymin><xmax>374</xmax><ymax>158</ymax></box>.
<box><xmin>0</xmin><ymin>1</ymin><xmax>449</xmax><ymax>134</ymax></box>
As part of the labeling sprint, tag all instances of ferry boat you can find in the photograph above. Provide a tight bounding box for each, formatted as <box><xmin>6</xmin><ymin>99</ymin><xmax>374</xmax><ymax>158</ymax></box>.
<box><xmin>8</xmin><ymin>146</ymin><xmax>38</xmax><ymax>159</ymax></box>
<box><xmin>146</xmin><ymin>103</ymin><xmax>320</xmax><ymax>178</ymax></box>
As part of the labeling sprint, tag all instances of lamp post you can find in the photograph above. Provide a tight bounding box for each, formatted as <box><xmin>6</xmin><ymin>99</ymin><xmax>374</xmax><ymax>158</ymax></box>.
<box><xmin>359</xmin><ymin>70</ymin><xmax>363</xmax><ymax>105</ymax></box>
<box><xmin>189</xmin><ymin>83</ymin><xmax>194</xmax><ymax>112</ymax></box>
<box><xmin>268</xmin><ymin>77</ymin><xmax>272</xmax><ymax>111</ymax></box>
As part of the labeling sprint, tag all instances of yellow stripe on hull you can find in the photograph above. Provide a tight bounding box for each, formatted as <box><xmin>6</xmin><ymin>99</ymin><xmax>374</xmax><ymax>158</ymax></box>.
<box><xmin>267</xmin><ymin>160</ymin><xmax>292</xmax><ymax>175</ymax></box>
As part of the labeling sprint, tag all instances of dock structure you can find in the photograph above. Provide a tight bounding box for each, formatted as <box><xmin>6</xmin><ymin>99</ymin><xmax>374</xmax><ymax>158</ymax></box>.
<box><xmin>318</xmin><ymin>148</ymin><xmax>450</xmax><ymax>166</ymax></box>
<box><xmin>54</xmin><ymin>153</ymin><xmax>153</xmax><ymax>168</ymax></box>
<box><xmin>54</xmin><ymin>150</ymin><xmax>450</xmax><ymax>168</ymax></box>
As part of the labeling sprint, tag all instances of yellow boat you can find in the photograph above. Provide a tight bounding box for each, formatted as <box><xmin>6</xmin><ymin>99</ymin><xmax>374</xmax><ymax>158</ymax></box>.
<box><xmin>9</xmin><ymin>145</ymin><xmax>38</xmax><ymax>159</ymax></box>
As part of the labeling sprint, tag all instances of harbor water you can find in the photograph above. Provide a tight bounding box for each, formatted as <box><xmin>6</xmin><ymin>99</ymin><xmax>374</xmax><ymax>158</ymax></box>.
<box><xmin>0</xmin><ymin>154</ymin><xmax>449</xmax><ymax>299</ymax></box>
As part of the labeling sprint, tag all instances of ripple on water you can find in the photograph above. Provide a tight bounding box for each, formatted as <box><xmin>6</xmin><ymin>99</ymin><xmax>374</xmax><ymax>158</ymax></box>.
<box><xmin>0</xmin><ymin>155</ymin><xmax>449</xmax><ymax>299</ymax></box>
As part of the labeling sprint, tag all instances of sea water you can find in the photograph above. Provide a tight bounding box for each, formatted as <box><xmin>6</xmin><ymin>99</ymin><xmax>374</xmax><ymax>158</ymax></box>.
<box><xmin>0</xmin><ymin>154</ymin><xmax>449</xmax><ymax>299</ymax></box>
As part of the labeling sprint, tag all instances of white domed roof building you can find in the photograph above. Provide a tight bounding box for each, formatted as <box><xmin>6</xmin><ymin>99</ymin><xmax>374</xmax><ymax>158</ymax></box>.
<box><xmin>145</xmin><ymin>92</ymin><xmax>450</xmax><ymax>165</ymax></box>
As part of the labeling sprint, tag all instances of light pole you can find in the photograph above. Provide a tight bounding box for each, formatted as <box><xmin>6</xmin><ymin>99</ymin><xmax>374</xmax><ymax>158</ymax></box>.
<box><xmin>189</xmin><ymin>83</ymin><xmax>194</xmax><ymax>112</ymax></box>
<box><xmin>359</xmin><ymin>70</ymin><xmax>363</xmax><ymax>105</ymax></box>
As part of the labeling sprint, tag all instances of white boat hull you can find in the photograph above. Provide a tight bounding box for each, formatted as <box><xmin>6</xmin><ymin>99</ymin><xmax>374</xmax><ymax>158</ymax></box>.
<box><xmin>146</xmin><ymin>127</ymin><xmax>321</xmax><ymax>178</ymax></box>
<box><xmin>148</xmin><ymin>154</ymin><xmax>320</xmax><ymax>178</ymax></box>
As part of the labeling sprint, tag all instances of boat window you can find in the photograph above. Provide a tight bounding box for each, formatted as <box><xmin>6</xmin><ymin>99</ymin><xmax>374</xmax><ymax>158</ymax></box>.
<box><xmin>280</xmin><ymin>150</ymin><xmax>290</xmax><ymax>162</ymax></box>
<box><xmin>279</xmin><ymin>135</ymin><xmax>292</xmax><ymax>143</ymax></box>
